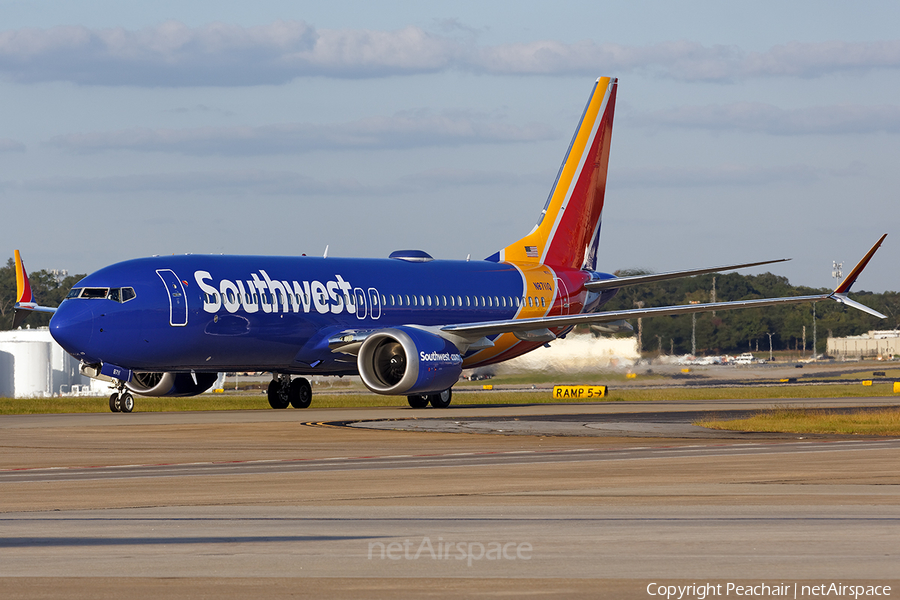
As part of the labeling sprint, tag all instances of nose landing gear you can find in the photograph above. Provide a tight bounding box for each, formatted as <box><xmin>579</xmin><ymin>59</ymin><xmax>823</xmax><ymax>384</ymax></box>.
<box><xmin>108</xmin><ymin>383</ymin><xmax>134</xmax><ymax>413</ymax></box>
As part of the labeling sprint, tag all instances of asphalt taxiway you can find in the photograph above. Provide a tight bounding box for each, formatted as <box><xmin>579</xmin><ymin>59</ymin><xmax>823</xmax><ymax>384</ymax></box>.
<box><xmin>1</xmin><ymin>397</ymin><xmax>898</xmax><ymax>599</ymax></box>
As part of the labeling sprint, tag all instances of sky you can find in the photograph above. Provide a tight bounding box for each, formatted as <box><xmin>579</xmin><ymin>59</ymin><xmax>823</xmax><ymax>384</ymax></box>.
<box><xmin>2</xmin><ymin>0</ymin><xmax>899</xmax><ymax>293</ymax></box>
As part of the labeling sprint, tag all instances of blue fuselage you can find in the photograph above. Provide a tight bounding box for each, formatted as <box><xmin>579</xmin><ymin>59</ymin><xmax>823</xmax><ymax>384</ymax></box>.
<box><xmin>50</xmin><ymin>254</ymin><xmax>617</xmax><ymax>375</ymax></box>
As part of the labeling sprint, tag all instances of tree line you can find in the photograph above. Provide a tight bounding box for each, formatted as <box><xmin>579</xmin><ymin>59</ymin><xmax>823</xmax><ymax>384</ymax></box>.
<box><xmin>2</xmin><ymin>256</ymin><xmax>897</xmax><ymax>354</ymax></box>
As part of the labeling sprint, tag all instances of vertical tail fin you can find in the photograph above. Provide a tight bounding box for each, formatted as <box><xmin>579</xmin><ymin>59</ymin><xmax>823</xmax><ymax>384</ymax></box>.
<box><xmin>15</xmin><ymin>250</ymin><xmax>34</xmax><ymax>306</ymax></box>
<box><xmin>487</xmin><ymin>77</ymin><xmax>617</xmax><ymax>270</ymax></box>
<box><xmin>12</xmin><ymin>250</ymin><xmax>56</xmax><ymax>328</ymax></box>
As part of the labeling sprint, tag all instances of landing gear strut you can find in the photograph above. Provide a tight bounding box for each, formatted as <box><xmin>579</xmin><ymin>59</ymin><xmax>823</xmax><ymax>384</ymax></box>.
<box><xmin>268</xmin><ymin>374</ymin><xmax>313</xmax><ymax>409</ymax></box>
<box><xmin>108</xmin><ymin>381</ymin><xmax>134</xmax><ymax>413</ymax></box>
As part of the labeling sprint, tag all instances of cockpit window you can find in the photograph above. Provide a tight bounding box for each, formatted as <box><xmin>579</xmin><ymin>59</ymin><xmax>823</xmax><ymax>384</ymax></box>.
<box><xmin>65</xmin><ymin>287</ymin><xmax>136</xmax><ymax>303</ymax></box>
<box><xmin>81</xmin><ymin>288</ymin><xmax>110</xmax><ymax>299</ymax></box>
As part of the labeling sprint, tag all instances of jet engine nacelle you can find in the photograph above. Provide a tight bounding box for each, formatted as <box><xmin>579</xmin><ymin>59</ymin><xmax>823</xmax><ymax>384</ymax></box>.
<box><xmin>126</xmin><ymin>372</ymin><xmax>219</xmax><ymax>397</ymax></box>
<box><xmin>357</xmin><ymin>327</ymin><xmax>463</xmax><ymax>395</ymax></box>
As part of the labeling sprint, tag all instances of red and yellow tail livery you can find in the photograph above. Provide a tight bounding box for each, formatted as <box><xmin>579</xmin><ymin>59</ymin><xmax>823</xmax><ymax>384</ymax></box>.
<box><xmin>488</xmin><ymin>77</ymin><xmax>616</xmax><ymax>271</ymax></box>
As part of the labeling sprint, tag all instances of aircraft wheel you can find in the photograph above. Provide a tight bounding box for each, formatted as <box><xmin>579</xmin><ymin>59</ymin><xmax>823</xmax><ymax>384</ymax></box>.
<box><xmin>407</xmin><ymin>394</ymin><xmax>429</xmax><ymax>408</ymax></box>
<box><xmin>267</xmin><ymin>380</ymin><xmax>290</xmax><ymax>409</ymax></box>
<box><xmin>120</xmin><ymin>393</ymin><xmax>134</xmax><ymax>413</ymax></box>
<box><xmin>289</xmin><ymin>378</ymin><xmax>312</xmax><ymax>409</ymax></box>
<box><xmin>109</xmin><ymin>393</ymin><xmax>121</xmax><ymax>413</ymax></box>
<box><xmin>429</xmin><ymin>389</ymin><xmax>452</xmax><ymax>409</ymax></box>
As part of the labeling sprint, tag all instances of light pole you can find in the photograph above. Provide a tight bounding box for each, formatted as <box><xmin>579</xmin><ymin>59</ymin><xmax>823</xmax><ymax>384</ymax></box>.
<box><xmin>633</xmin><ymin>300</ymin><xmax>644</xmax><ymax>355</ymax></box>
<box><xmin>689</xmin><ymin>301</ymin><xmax>700</xmax><ymax>355</ymax></box>
<box><xmin>767</xmin><ymin>332</ymin><xmax>774</xmax><ymax>362</ymax></box>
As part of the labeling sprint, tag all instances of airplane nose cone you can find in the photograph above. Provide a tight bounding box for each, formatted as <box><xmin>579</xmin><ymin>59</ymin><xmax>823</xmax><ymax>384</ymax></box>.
<box><xmin>50</xmin><ymin>302</ymin><xmax>95</xmax><ymax>360</ymax></box>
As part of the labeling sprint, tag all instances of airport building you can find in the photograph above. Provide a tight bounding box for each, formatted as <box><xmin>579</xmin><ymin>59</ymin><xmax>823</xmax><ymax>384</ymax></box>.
<box><xmin>827</xmin><ymin>330</ymin><xmax>900</xmax><ymax>360</ymax></box>
<box><xmin>0</xmin><ymin>328</ymin><xmax>106</xmax><ymax>398</ymax></box>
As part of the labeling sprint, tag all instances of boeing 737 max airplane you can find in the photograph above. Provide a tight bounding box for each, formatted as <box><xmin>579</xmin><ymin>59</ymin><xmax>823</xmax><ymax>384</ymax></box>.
<box><xmin>13</xmin><ymin>77</ymin><xmax>887</xmax><ymax>412</ymax></box>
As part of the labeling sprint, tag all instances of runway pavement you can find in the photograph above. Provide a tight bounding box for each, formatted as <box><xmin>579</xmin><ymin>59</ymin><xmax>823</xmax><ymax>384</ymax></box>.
<box><xmin>1</xmin><ymin>397</ymin><xmax>898</xmax><ymax>599</ymax></box>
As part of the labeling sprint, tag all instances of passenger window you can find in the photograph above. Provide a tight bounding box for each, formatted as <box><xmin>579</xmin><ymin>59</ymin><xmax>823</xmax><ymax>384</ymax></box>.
<box><xmin>427</xmin><ymin>296</ymin><xmax>432</xmax><ymax>307</ymax></box>
<box><xmin>541</xmin><ymin>297</ymin><xmax>546</xmax><ymax>307</ymax></box>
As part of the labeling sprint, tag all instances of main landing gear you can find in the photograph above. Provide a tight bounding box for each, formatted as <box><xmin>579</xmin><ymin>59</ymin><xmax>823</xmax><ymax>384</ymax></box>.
<box><xmin>108</xmin><ymin>382</ymin><xmax>134</xmax><ymax>413</ymax></box>
<box><xmin>407</xmin><ymin>388</ymin><xmax>452</xmax><ymax>409</ymax></box>
<box><xmin>267</xmin><ymin>374</ymin><xmax>313</xmax><ymax>409</ymax></box>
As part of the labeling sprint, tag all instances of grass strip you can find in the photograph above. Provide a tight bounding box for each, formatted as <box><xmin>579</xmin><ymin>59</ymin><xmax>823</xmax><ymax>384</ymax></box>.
<box><xmin>697</xmin><ymin>405</ymin><xmax>900</xmax><ymax>436</ymax></box>
<box><xmin>0</xmin><ymin>382</ymin><xmax>897</xmax><ymax>414</ymax></box>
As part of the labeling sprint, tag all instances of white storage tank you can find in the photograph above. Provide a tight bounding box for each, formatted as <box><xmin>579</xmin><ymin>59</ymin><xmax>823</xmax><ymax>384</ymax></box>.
<box><xmin>0</xmin><ymin>331</ymin><xmax>51</xmax><ymax>398</ymax></box>
<box><xmin>0</xmin><ymin>328</ymin><xmax>93</xmax><ymax>398</ymax></box>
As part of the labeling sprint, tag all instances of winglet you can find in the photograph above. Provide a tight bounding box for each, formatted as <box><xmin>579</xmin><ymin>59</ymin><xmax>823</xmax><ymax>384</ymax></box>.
<box><xmin>833</xmin><ymin>234</ymin><xmax>886</xmax><ymax>295</ymax></box>
<box><xmin>828</xmin><ymin>234</ymin><xmax>888</xmax><ymax>319</ymax></box>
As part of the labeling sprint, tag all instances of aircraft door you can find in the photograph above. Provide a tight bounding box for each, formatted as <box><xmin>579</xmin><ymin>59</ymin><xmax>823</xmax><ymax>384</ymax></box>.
<box><xmin>368</xmin><ymin>288</ymin><xmax>381</xmax><ymax>320</ymax></box>
<box><xmin>156</xmin><ymin>269</ymin><xmax>189</xmax><ymax>327</ymax></box>
<box><xmin>354</xmin><ymin>288</ymin><xmax>367</xmax><ymax>320</ymax></box>
<box><xmin>555</xmin><ymin>278</ymin><xmax>570</xmax><ymax>316</ymax></box>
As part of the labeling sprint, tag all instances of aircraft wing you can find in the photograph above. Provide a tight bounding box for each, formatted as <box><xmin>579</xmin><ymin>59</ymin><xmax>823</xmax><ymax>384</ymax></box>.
<box><xmin>442</xmin><ymin>235</ymin><xmax>887</xmax><ymax>342</ymax></box>
<box><xmin>584</xmin><ymin>258</ymin><xmax>790</xmax><ymax>291</ymax></box>
<box><xmin>440</xmin><ymin>293</ymin><xmax>833</xmax><ymax>339</ymax></box>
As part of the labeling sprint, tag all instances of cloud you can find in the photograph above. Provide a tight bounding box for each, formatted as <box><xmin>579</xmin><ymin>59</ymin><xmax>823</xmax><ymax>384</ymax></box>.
<box><xmin>47</xmin><ymin>110</ymin><xmax>558</xmax><ymax>155</ymax></box>
<box><xmin>399</xmin><ymin>168</ymin><xmax>546</xmax><ymax>188</ymax></box>
<box><xmin>633</xmin><ymin>103</ymin><xmax>900</xmax><ymax>135</ymax></box>
<box><xmin>610</xmin><ymin>163</ymin><xmax>861</xmax><ymax>188</ymax></box>
<box><xmin>2</xmin><ymin>21</ymin><xmax>900</xmax><ymax>86</ymax></box>
<box><xmin>0</xmin><ymin>138</ymin><xmax>25</xmax><ymax>152</ymax></box>
<box><xmin>15</xmin><ymin>170</ymin><xmax>374</xmax><ymax>196</ymax></box>
<box><xmin>6</xmin><ymin>166</ymin><xmax>540</xmax><ymax>196</ymax></box>
<box><xmin>4</xmin><ymin>162</ymin><xmax>857</xmax><ymax>197</ymax></box>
